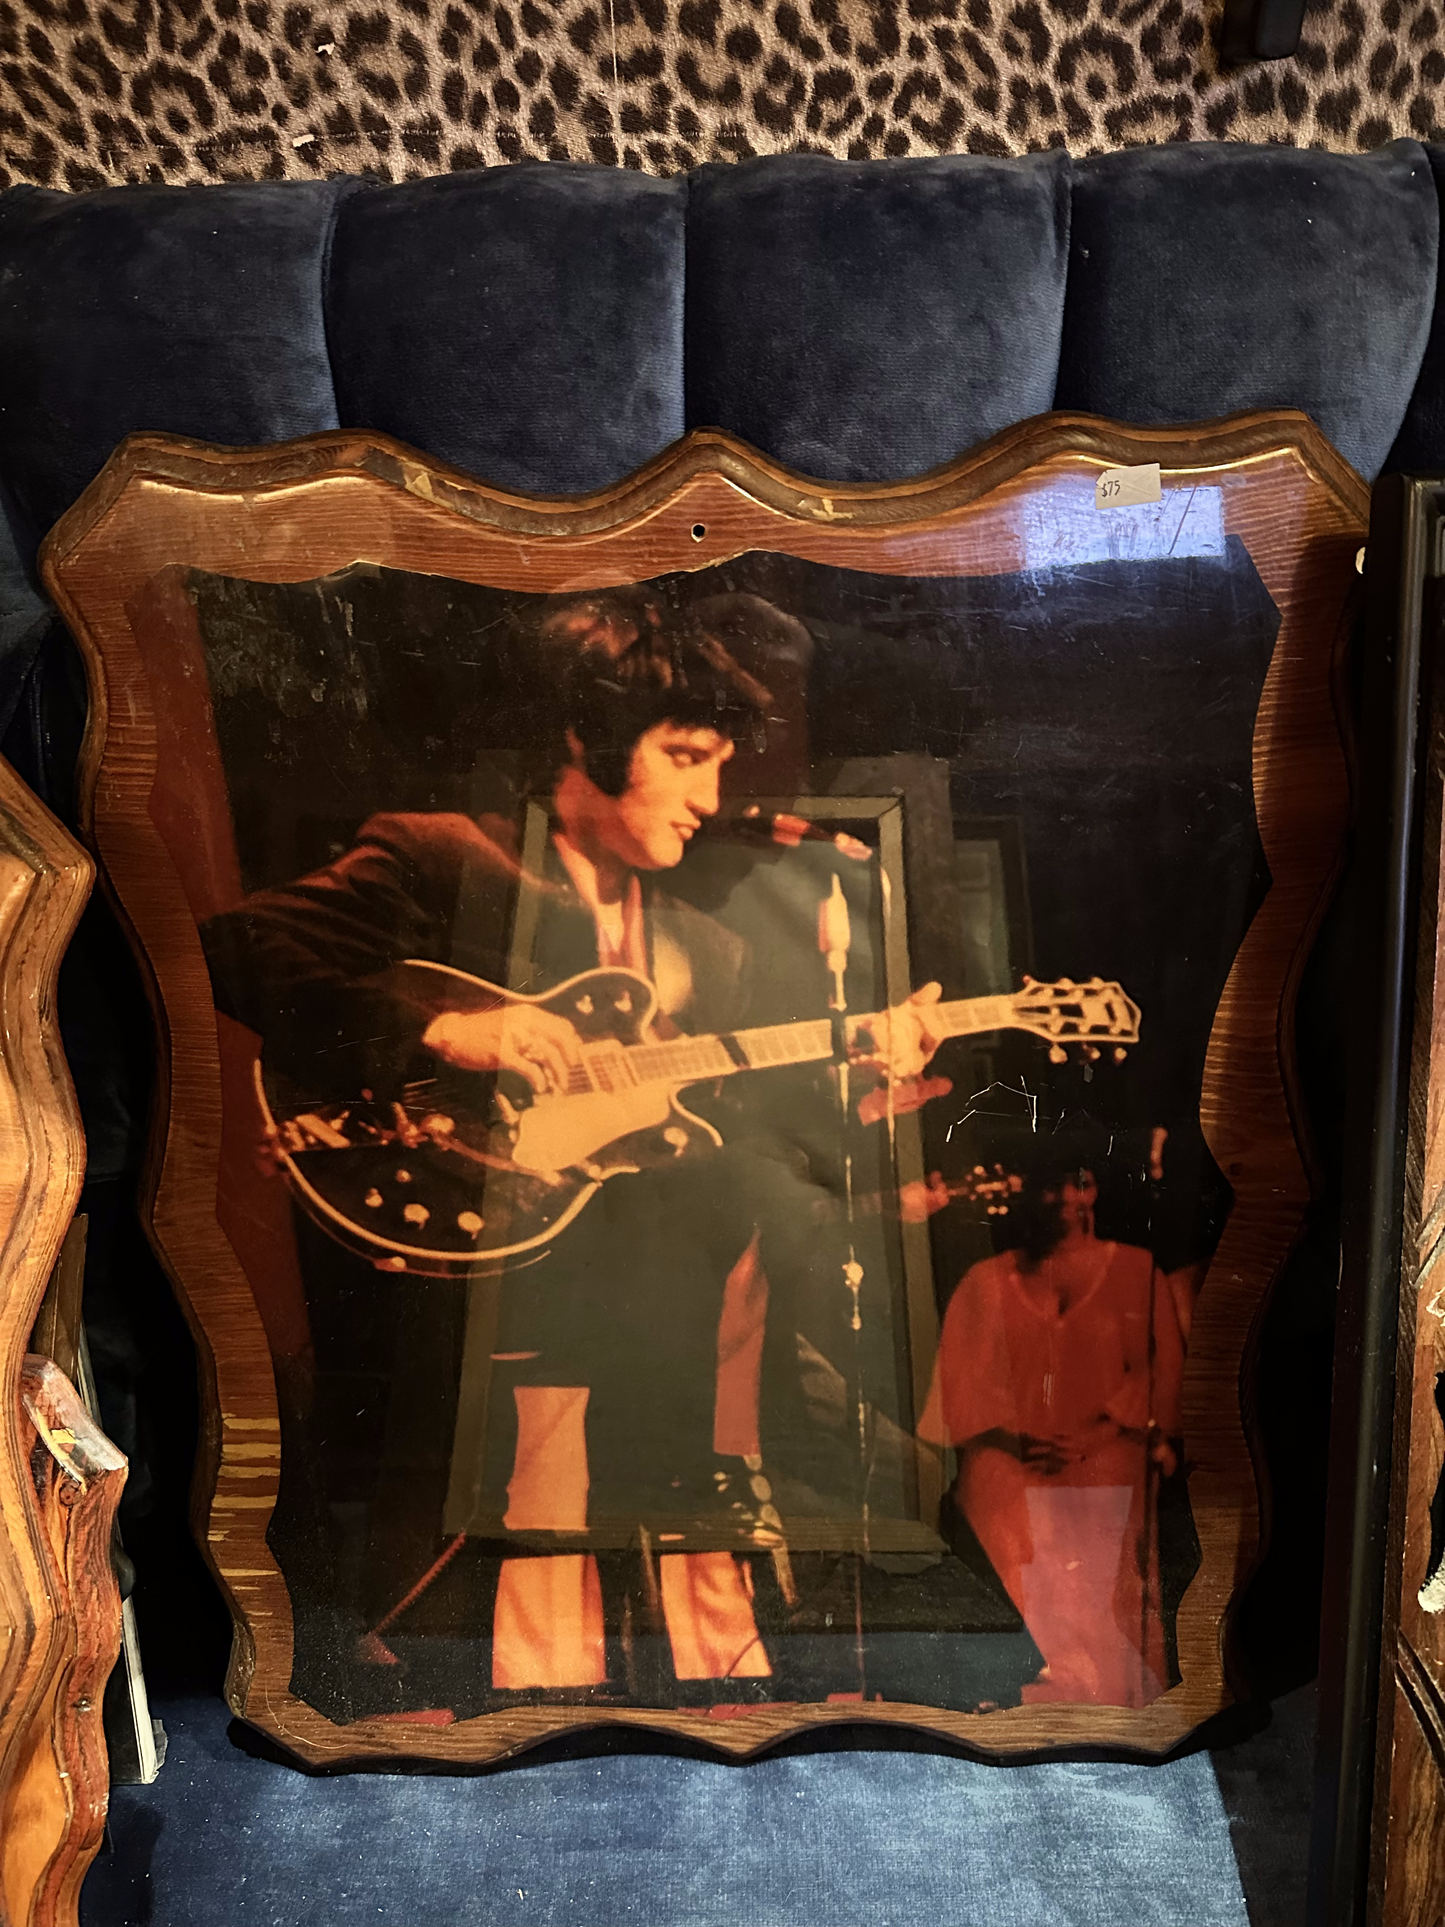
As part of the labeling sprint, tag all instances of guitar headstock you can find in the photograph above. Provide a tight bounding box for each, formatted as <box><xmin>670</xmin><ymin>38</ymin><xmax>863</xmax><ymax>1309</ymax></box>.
<box><xmin>1008</xmin><ymin>975</ymin><xmax>1142</xmax><ymax>1065</ymax></box>
<box><xmin>952</xmin><ymin>1163</ymin><xmax>1024</xmax><ymax>1215</ymax></box>
<box><xmin>899</xmin><ymin>1161</ymin><xmax>1024</xmax><ymax>1224</ymax></box>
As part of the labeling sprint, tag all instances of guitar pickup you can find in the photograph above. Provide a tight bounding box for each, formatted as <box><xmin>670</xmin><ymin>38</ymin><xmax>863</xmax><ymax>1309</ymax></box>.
<box><xmin>292</xmin><ymin>1112</ymin><xmax>351</xmax><ymax>1149</ymax></box>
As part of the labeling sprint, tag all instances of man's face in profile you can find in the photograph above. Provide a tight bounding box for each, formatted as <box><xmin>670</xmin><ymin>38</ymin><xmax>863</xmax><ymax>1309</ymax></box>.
<box><xmin>569</xmin><ymin>721</ymin><xmax>735</xmax><ymax>871</ymax></box>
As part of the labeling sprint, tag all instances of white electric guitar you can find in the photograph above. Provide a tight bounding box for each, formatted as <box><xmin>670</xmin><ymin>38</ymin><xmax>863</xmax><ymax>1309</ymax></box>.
<box><xmin>259</xmin><ymin>961</ymin><xmax>1141</xmax><ymax>1277</ymax></box>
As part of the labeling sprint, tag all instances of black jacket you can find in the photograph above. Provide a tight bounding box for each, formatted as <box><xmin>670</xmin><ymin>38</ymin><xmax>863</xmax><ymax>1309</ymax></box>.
<box><xmin>201</xmin><ymin>809</ymin><xmax>750</xmax><ymax>1101</ymax></box>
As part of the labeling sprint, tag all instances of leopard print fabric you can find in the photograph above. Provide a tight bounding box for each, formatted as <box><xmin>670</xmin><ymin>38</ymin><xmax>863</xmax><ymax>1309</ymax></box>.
<box><xmin>1</xmin><ymin>0</ymin><xmax>1441</xmax><ymax>190</ymax></box>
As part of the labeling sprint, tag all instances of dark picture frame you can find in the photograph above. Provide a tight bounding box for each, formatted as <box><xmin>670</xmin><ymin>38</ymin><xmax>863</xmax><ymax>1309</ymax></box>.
<box><xmin>41</xmin><ymin>412</ymin><xmax>1367</xmax><ymax>1767</ymax></box>
<box><xmin>1311</xmin><ymin>470</ymin><xmax>1445</xmax><ymax>1927</ymax></box>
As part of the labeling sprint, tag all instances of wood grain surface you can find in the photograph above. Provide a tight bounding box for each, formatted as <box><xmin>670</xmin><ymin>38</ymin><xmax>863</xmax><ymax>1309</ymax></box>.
<box><xmin>41</xmin><ymin>412</ymin><xmax>1368</xmax><ymax>1768</ymax></box>
<box><xmin>1378</xmin><ymin>597</ymin><xmax>1445</xmax><ymax>1927</ymax></box>
<box><xmin>4</xmin><ymin>1360</ymin><xmax>126</xmax><ymax>1927</ymax></box>
<box><xmin>0</xmin><ymin>756</ymin><xmax>119</xmax><ymax>1927</ymax></box>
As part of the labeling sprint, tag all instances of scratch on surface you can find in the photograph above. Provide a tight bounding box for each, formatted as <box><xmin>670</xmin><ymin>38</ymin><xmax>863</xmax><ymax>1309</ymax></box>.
<box><xmin>945</xmin><ymin>1076</ymin><xmax>1039</xmax><ymax>1143</ymax></box>
<box><xmin>404</xmin><ymin>465</ymin><xmax>439</xmax><ymax>505</ymax></box>
<box><xmin>800</xmin><ymin>494</ymin><xmax>853</xmax><ymax>522</ymax></box>
<box><xmin>1166</xmin><ymin>485</ymin><xmax>1199</xmax><ymax>557</ymax></box>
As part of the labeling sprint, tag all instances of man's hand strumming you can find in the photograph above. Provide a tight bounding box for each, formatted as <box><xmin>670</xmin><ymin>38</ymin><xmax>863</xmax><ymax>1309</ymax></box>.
<box><xmin>423</xmin><ymin>1004</ymin><xmax>583</xmax><ymax>1095</ymax></box>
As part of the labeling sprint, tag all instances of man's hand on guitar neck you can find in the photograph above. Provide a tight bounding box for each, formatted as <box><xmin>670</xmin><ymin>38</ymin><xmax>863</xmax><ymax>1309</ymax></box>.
<box><xmin>423</xmin><ymin>1003</ymin><xmax>582</xmax><ymax>1095</ymax></box>
<box><xmin>850</xmin><ymin>982</ymin><xmax>952</xmax><ymax>1123</ymax></box>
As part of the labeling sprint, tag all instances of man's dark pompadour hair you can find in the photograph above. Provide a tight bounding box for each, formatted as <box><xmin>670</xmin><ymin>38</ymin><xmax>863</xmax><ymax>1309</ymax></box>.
<box><xmin>524</xmin><ymin>586</ymin><xmax>782</xmax><ymax>797</ymax></box>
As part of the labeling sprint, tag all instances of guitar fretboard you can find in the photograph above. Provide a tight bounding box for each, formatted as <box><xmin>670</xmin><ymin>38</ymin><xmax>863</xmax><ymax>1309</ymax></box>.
<box><xmin>562</xmin><ymin>996</ymin><xmax>1018</xmax><ymax>1097</ymax></box>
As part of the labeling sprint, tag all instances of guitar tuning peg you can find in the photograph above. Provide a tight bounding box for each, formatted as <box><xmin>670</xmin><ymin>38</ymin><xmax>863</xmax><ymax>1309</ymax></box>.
<box><xmin>1083</xmin><ymin>1045</ymin><xmax>1100</xmax><ymax>1062</ymax></box>
<box><xmin>1049</xmin><ymin>1045</ymin><xmax>1067</xmax><ymax>1065</ymax></box>
<box><xmin>1114</xmin><ymin>1047</ymin><xmax>1128</xmax><ymax>1064</ymax></box>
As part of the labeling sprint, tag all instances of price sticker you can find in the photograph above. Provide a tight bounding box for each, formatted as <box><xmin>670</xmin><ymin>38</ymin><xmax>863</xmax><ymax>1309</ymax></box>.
<box><xmin>1095</xmin><ymin>463</ymin><xmax>1162</xmax><ymax>509</ymax></box>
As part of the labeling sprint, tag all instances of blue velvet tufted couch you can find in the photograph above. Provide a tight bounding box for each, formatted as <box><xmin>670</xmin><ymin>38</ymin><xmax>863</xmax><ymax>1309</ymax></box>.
<box><xmin>3</xmin><ymin>137</ymin><xmax>1444</xmax><ymax>1926</ymax></box>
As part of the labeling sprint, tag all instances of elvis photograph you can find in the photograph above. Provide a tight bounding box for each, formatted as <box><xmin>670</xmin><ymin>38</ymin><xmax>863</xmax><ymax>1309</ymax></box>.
<box><xmin>139</xmin><ymin>528</ymin><xmax>1280</xmax><ymax>1726</ymax></box>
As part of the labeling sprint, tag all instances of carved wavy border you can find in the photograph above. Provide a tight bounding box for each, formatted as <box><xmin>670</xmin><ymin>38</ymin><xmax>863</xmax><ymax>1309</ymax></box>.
<box><xmin>0</xmin><ymin>759</ymin><xmax>100</xmax><ymax>1924</ymax></box>
<box><xmin>41</xmin><ymin>410</ymin><xmax>1367</xmax><ymax>1766</ymax></box>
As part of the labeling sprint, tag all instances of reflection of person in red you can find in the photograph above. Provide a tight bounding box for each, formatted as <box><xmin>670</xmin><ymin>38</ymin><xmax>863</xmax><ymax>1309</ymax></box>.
<box><xmin>920</xmin><ymin>1155</ymin><xmax>1189</xmax><ymax>1708</ymax></box>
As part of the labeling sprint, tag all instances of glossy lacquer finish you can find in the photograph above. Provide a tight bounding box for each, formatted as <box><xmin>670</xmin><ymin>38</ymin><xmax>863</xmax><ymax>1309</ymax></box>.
<box><xmin>0</xmin><ymin>753</ymin><xmax>123</xmax><ymax>1927</ymax></box>
<box><xmin>42</xmin><ymin>414</ymin><xmax>1366</xmax><ymax>1766</ymax></box>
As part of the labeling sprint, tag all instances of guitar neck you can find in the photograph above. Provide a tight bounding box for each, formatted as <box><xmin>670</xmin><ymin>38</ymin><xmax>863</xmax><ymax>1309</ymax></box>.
<box><xmin>576</xmin><ymin>995</ymin><xmax>1018</xmax><ymax>1094</ymax></box>
<box><xmin>725</xmin><ymin>996</ymin><xmax>1017</xmax><ymax>1074</ymax></box>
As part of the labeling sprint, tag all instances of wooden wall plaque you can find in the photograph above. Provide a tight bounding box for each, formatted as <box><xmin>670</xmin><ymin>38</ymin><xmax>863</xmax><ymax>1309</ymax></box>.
<box><xmin>41</xmin><ymin>412</ymin><xmax>1367</xmax><ymax>1767</ymax></box>
<box><xmin>0</xmin><ymin>753</ymin><xmax>125</xmax><ymax>1927</ymax></box>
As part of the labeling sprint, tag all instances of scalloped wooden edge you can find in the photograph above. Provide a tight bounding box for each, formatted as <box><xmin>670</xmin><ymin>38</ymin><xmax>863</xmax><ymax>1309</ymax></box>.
<box><xmin>0</xmin><ymin>757</ymin><xmax>114</xmax><ymax>1927</ymax></box>
<box><xmin>42</xmin><ymin>410</ymin><xmax>1368</xmax><ymax>1769</ymax></box>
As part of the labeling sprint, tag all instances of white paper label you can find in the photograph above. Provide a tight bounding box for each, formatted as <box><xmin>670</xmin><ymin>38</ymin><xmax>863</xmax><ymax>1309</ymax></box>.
<box><xmin>1095</xmin><ymin>462</ymin><xmax>1162</xmax><ymax>509</ymax></box>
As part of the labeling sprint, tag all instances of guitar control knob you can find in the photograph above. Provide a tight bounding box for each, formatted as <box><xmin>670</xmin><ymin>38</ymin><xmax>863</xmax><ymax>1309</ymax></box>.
<box><xmin>395</xmin><ymin>1168</ymin><xmax>412</xmax><ymax>1184</ymax></box>
<box><xmin>364</xmin><ymin>1188</ymin><xmax>383</xmax><ymax>1209</ymax></box>
<box><xmin>457</xmin><ymin>1211</ymin><xmax>484</xmax><ymax>1236</ymax></box>
<box><xmin>403</xmin><ymin>1202</ymin><xmax>430</xmax><ymax>1227</ymax></box>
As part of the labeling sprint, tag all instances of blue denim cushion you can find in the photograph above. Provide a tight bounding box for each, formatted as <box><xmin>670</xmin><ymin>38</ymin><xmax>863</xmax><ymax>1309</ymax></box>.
<box><xmin>686</xmin><ymin>152</ymin><xmax>1072</xmax><ymax>481</ymax></box>
<box><xmin>1055</xmin><ymin>140</ymin><xmax>1438</xmax><ymax>482</ymax></box>
<box><xmin>0</xmin><ymin>496</ymin><xmax>48</xmax><ymax>738</ymax></box>
<box><xmin>325</xmin><ymin>166</ymin><xmax>686</xmax><ymax>496</ymax></box>
<box><xmin>1385</xmin><ymin>144</ymin><xmax>1445</xmax><ymax>473</ymax></box>
<box><xmin>0</xmin><ymin>180</ymin><xmax>345</xmax><ymax>545</ymax></box>
<box><xmin>82</xmin><ymin>1697</ymin><xmax>1250</xmax><ymax>1927</ymax></box>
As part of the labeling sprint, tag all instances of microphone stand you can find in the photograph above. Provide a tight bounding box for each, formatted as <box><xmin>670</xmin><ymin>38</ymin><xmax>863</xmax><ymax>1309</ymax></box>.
<box><xmin>819</xmin><ymin>873</ymin><xmax>869</xmax><ymax>1689</ymax></box>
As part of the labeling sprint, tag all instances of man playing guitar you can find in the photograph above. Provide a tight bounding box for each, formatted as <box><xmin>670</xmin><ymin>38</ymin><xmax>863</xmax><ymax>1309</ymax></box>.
<box><xmin>203</xmin><ymin>586</ymin><xmax>949</xmax><ymax>1701</ymax></box>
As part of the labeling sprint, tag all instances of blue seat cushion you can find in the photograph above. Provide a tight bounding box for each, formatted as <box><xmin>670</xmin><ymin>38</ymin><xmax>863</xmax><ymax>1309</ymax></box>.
<box><xmin>685</xmin><ymin>152</ymin><xmax>1072</xmax><ymax>482</ymax></box>
<box><xmin>326</xmin><ymin>166</ymin><xmax>686</xmax><ymax>497</ymax></box>
<box><xmin>0</xmin><ymin>180</ymin><xmax>345</xmax><ymax>545</ymax></box>
<box><xmin>1054</xmin><ymin>140</ymin><xmax>1438</xmax><ymax>483</ymax></box>
<box><xmin>1386</xmin><ymin>144</ymin><xmax>1445</xmax><ymax>474</ymax></box>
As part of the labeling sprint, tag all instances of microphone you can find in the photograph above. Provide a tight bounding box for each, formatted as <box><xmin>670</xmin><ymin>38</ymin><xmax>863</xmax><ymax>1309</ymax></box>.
<box><xmin>721</xmin><ymin>807</ymin><xmax>872</xmax><ymax>862</ymax></box>
<box><xmin>819</xmin><ymin>872</ymin><xmax>851</xmax><ymax>1014</ymax></box>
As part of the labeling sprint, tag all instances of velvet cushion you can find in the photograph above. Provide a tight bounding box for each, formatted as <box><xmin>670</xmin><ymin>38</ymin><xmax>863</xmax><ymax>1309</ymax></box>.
<box><xmin>326</xmin><ymin>167</ymin><xmax>686</xmax><ymax>496</ymax></box>
<box><xmin>0</xmin><ymin>181</ymin><xmax>345</xmax><ymax>546</ymax></box>
<box><xmin>685</xmin><ymin>152</ymin><xmax>1072</xmax><ymax>481</ymax></box>
<box><xmin>0</xmin><ymin>499</ymin><xmax>49</xmax><ymax>739</ymax></box>
<box><xmin>1054</xmin><ymin>140</ymin><xmax>1439</xmax><ymax>483</ymax></box>
<box><xmin>82</xmin><ymin>1696</ymin><xmax>1251</xmax><ymax>1927</ymax></box>
<box><xmin>1385</xmin><ymin>144</ymin><xmax>1445</xmax><ymax>474</ymax></box>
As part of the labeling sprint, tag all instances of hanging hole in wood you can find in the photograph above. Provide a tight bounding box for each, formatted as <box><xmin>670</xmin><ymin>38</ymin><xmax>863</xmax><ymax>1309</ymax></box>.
<box><xmin>691</xmin><ymin>523</ymin><xmax>706</xmax><ymax>541</ymax></box>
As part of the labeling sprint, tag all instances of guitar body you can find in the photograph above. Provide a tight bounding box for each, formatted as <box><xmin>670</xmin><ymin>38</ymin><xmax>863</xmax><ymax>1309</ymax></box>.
<box><xmin>261</xmin><ymin>965</ymin><xmax>723</xmax><ymax>1278</ymax></box>
<box><xmin>259</xmin><ymin>959</ymin><xmax>1137</xmax><ymax>1277</ymax></box>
